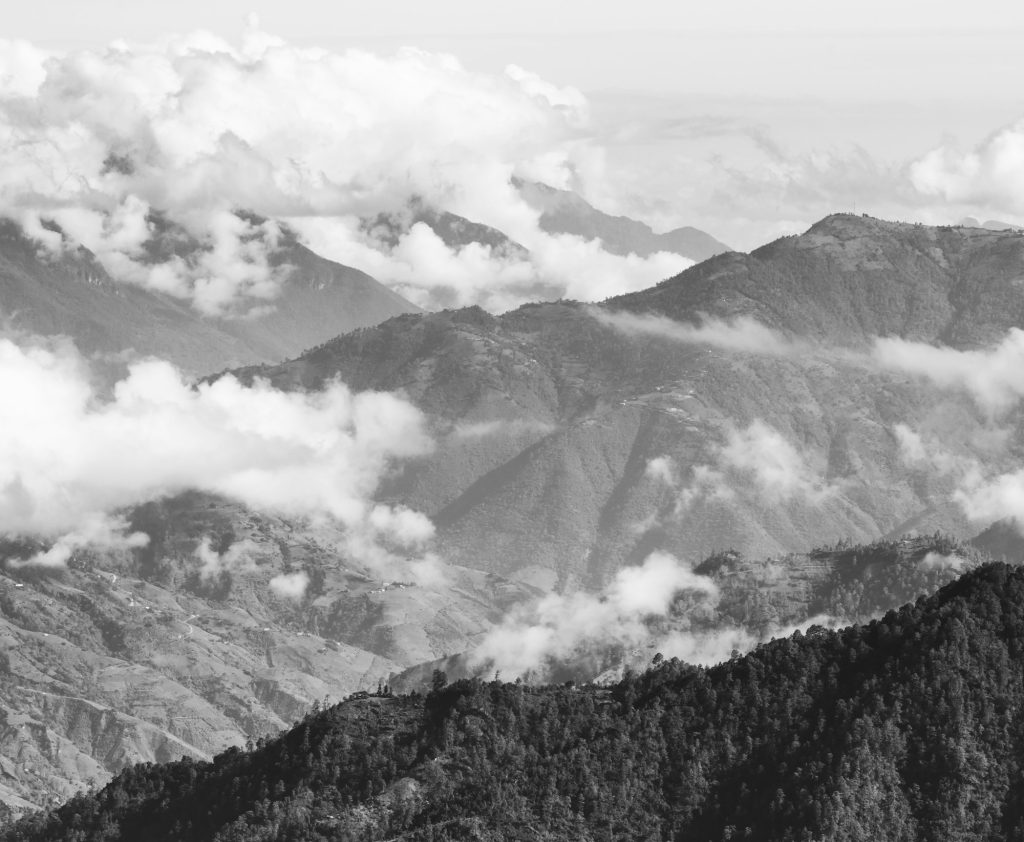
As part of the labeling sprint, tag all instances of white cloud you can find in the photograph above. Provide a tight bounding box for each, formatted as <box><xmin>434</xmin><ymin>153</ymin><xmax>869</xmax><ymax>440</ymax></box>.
<box><xmin>645</xmin><ymin>456</ymin><xmax>678</xmax><ymax>487</ymax></box>
<box><xmin>676</xmin><ymin>464</ymin><xmax>735</xmax><ymax>512</ymax></box>
<box><xmin>469</xmin><ymin>551</ymin><xmax>717</xmax><ymax>678</ymax></box>
<box><xmin>0</xmin><ymin>332</ymin><xmax>434</xmax><ymax>571</ymax></box>
<box><xmin>953</xmin><ymin>470</ymin><xmax>1024</xmax><ymax>528</ymax></box>
<box><xmin>194</xmin><ymin>536</ymin><xmax>260</xmax><ymax>580</ymax></box>
<box><xmin>9</xmin><ymin>514</ymin><xmax>149</xmax><ymax>569</ymax></box>
<box><xmin>269</xmin><ymin>570</ymin><xmax>310</xmax><ymax>600</ymax></box>
<box><xmin>918</xmin><ymin>552</ymin><xmax>967</xmax><ymax>574</ymax></box>
<box><xmin>2</xmin><ymin>30</ymin><xmax>662</xmax><ymax>314</ymax></box>
<box><xmin>643</xmin><ymin>423</ymin><xmax>830</xmax><ymax>521</ymax></box>
<box><xmin>873</xmin><ymin>329</ymin><xmax>1024</xmax><ymax>415</ymax></box>
<box><xmin>592</xmin><ymin>309</ymin><xmax>803</xmax><ymax>356</ymax></box>
<box><xmin>911</xmin><ymin>120</ymin><xmax>1024</xmax><ymax>216</ymax></box>
<box><xmin>719</xmin><ymin>421</ymin><xmax>835</xmax><ymax>504</ymax></box>
<box><xmin>293</xmin><ymin>216</ymin><xmax>690</xmax><ymax>312</ymax></box>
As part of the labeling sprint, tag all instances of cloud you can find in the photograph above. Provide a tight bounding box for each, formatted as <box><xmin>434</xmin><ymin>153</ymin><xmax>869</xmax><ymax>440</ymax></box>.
<box><xmin>643</xmin><ymin>422</ymin><xmax>830</xmax><ymax>522</ymax></box>
<box><xmin>450</xmin><ymin>419</ymin><xmax>555</xmax><ymax>440</ymax></box>
<box><xmin>600</xmin><ymin>311</ymin><xmax>1024</xmax><ymax>422</ymax></box>
<box><xmin>645</xmin><ymin>456</ymin><xmax>678</xmax><ymax>486</ymax></box>
<box><xmin>592</xmin><ymin>309</ymin><xmax>804</xmax><ymax>356</ymax></box>
<box><xmin>719</xmin><ymin>421</ymin><xmax>835</xmax><ymax>504</ymax></box>
<box><xmin>953</xmin><ymin>469</ymin><xmax>1024</xmax><ymax>529</ymax></box>
<box><xmin>918</xmin><ymin>552</ymin><xmax>968</xmax><ymax>574</ymax></box>
<box><xmin>0</xmin><ymin>332</ymin><xmax>434</xmax><ymax>571</ymax></box>
<box><xmin>292</xmin><ymin>216</ymin><xmax>690</xmax><ymax>312</ymax></box>
<box><xmin>469</xmin><ymin>551</ymin><xmax>718</xmax><ymax>678</ymax></box>
<box><xmin>9</xmin><ymin>514</ymin><xmax>149</xmax><ymax>569</ymax></box>
<box><xmin>676</xmin><ymin>464</ymin><xmax>735</xmax><ymax>512</ymax></box>
<box><xmin>194</xmin><ymin>536</ymin><xmax>260</xmax><ymax>580</ymax></box>
<box><xmin>873</xmin><ymin>329</ymin><xmax>1024</xmax><ymax>415</ymax></box>
<box><xmin>2</xmin><ymin>29</ymin><xmax>695</xmax><ymax>314</ymax></box>
<box><xmin>911</xmin><ymin>120</ymin><xmax>1024</xmax><ymax>216</ymax></box>
<box><xmin>269</xmin><ymin>570</ymin><xmax>310</xmax><ymax>601</ymax></box>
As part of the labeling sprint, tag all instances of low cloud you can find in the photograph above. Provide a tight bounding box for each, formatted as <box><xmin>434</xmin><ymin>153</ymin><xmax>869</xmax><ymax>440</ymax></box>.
<box><xmin>720</xmin><ymin>421</ymin><xmax>836</xmax><ymax>504</ymax></box>
<box><xmin>8</xmin><ymin>514</ymin><xmax>149</xmax><ymax>569</ymax></box>
<box><xmin>449</xmin><ymin>418</ymin><xmax>556</xmax><ymax>440</ymax></box>
<box><xmin>645</xmin><ymin>456</ymin><xmax>678</xmax><ymax>487</ymax></box>
<box><xmin>469</xmin><ymin>551</ymin><xmax>718</xmax><ymax>678</ymax></box>
<box><xmin>656</xmin><ymin>613</ymin><xmax>840</xmax><ymax>667</ymax></box>
<box><xmin>269</xmin><ymin>570</ymin><xmax>310</xmax><ymax>601</ymax></box>
<box><xmin>918</xmin><ymin>552</ymin><xmax>968</xmax><ymax>574</ymax></box>
<box><xmin>0</xmin><ymin>332</ymin><xmax>435</xmax><ymax>572</ymax></box>
<box><xmin>194</xmin><ymin>536</ymin><xmax>260</xmax><ymax>580</ymax></box>
<box><xmin>953</xmin><ymin>469</ymin><xmax>1024</xmax><ymax>529</ymax></box>
<box><xmin>293</xmin><ymin>217</ymin><xmax>690</xmax><ymax>312</ymax></box>
<box><xmin>643</xmin><ymin>421</ymin><xmax>831</xmax><ymax>524</ymax></box>
<box><xmin>592</xmin><ymin>309</ymin><xmax>804</xmax><ymax>356</ymax></box>
<box><xmin>873</xmin><ymin>329</ymin><xmax>1024</xmax><ymax>415</ymax></box>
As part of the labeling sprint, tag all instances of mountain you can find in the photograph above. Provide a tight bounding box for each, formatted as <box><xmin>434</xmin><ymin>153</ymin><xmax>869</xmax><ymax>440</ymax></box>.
<box><xmin>9</xmin><ymin>560</ymin><xmax>1024</xmax><ymax>841</ymax></box>
<box><xmin>223</xmin><ymin>215</ymin><xmax>1024</xmax><ymax>588</ymax></box>
<box><xmin>362</xmin><ymin>202</ymin><xmax>529</xmax><ymax>259</ymax></box>
<box><xmin>5</xmin><ymin>212</ymin><xmax>1024</xmax><ymax>816</ymax></box>
<box><xmin>0</xmin><ymin>493</ymin><xmax>538</xmax><ymax>813</ymax></box>
<box><xmin>0</xmin><ymin>217</ymin><xmax>417</xmax><ymax>376</ymax></box>
<box><xmin>516</xmin><ymin>178</ymin><xmax>732</xmax><ymax>262</ymax></box>
<box><xmin>614</xmin><ymin>213</ymin><xmax>1024</xmax><ymax>346</ymax></box>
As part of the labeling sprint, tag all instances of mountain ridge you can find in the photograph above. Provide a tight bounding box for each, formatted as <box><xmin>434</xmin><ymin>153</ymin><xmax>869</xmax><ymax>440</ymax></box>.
<box><xmin>0</xmin><ymin>217</ymin><xmax>419</xmax><ymax>376</ymax></box>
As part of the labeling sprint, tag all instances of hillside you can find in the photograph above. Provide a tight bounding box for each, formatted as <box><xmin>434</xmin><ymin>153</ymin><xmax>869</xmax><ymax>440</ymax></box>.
<box><xmin>612</xmin><ymin>213</ymin><xmax>1024</xmax><ymax>346</ymax></box>
<box><xmin>219</xmin><ymin>215</ymin><xmax>1024</xmax><ymax>586</ymax></box>
<box><xmin>8</xmin><ymin>561</ymin><xmax>1024</xmax><ymax>840</ymax></box>
<box><xmin>390</xmin><ymin>534</ymin><xmax>987</xmax><ymax>690</ymax></box>
<box><xmin>0</xmin><ymin>218</ymin><xmax>417</xmax><ymax>376</ymax></box>
<box><xmin>516</xmin><ymin>179</ymin><xmax>732</xmax><ymax>262</ymax></box>
<box><xmin>0</xmin><ymin>493</ymin><xmax>537</xmax><ymax>812</ymax></box>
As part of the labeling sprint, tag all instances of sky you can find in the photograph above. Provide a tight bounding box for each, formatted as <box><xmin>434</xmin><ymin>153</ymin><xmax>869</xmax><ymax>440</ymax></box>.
<box><xmin>3</xmin><ymin>1</ymin><xmax>1024</xmax><ymax>290</ymax></box>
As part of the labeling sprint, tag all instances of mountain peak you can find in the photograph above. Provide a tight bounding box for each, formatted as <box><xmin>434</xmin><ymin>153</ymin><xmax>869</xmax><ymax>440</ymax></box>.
<box><xmin>612</xmin><ymin>213</ymin><xmax>1024</xmax><ymax>348</ymax></box>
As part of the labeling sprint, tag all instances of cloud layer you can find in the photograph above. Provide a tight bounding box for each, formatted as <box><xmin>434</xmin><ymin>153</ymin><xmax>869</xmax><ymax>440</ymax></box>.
<box><xmin>0</xmin><ymin>30</ymin><xmax>692</xmax><ymax>314</ymax></box>
<box><xmin>0</xmin><ymin>332</ymin><xmax>434</xmax><ymax>572</ymax></box>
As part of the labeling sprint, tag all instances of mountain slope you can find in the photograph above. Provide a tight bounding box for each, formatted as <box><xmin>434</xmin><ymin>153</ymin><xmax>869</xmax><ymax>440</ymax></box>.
<box><xmin>612</xmin><ymin>213</ymin><xmax>1024</xmax><ymax>346</ymax></box>
<box><xmin>225</xmin><ymin>215</ymin><xmax>1024</xmax><ymax>585</ymax></box>
<box><xmin>516</xmin><ymin>178</ymin><xmax>732</xmax><ymax>262</ymax></box>
<box><xmin>0</xmin><ymin>493</ymin><xmax>537</xmax><ymax>812</ymax></box>
<box><xmin>9</xmin><ymin>561</ymin><xmax>1024</xmax><ymax>841</ymax></box>
<box><xmin>0</xmin><ymin>219</ymin><xmax>417</xmax><ymax>376</ymax></box>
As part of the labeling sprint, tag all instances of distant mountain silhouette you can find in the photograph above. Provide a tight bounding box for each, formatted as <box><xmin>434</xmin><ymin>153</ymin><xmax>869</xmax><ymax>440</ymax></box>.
<box><xmin>516</xmin><ymin>178</ymin><xmax>732</xmax><ymax>262</ymax></box>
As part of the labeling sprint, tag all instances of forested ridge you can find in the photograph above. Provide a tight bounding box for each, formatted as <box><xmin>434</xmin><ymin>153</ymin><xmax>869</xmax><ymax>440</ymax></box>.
<box><xmin>7</xmin><ymin>562</ymin><xmax>1024</xmax><ymax>841</ymax></box>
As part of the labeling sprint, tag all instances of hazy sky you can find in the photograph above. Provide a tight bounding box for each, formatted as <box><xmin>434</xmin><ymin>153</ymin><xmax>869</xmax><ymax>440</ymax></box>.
<box><xmin>5</xmin><ymin>1</ymin><xmax>1024</xmax><ymax>251</ymax></box>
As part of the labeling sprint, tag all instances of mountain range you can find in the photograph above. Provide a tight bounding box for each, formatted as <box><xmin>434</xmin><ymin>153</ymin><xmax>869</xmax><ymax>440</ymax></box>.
<box><xmin>227</xmin><ymin>214</ymin><xmax>1024</xmax><ymax>589</ymax></box>
<box><xmin>4</xmin><ymin>210</ymin><xmax>1024</xmax><ymax>817</ymax></box>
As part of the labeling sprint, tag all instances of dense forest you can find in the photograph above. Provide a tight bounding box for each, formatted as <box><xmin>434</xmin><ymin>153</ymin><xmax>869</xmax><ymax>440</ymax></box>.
<box><xmin>6</xmin><ymin>561</ymin><xmax>1024</xmax><ymax>841</ymax></box>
